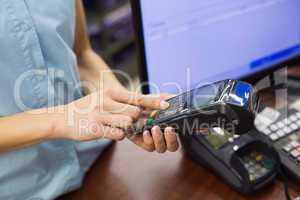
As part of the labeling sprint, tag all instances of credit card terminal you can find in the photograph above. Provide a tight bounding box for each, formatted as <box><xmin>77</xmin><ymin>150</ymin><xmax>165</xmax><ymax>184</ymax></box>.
<box><xmin>138</xmin><ymin>80</ymin><xmax>279</xmax><ymax>193</ymax></box>
<box><xmin>144</xmin><ymin>80</ymin><xmax>260</xmax><ymax>135</ymax></box>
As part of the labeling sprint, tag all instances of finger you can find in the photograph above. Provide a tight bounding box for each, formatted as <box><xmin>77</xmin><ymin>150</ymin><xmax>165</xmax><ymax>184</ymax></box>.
<box><xmin>159</xmin><ymin>93</ymin><xmax>177</xmax><ymax>100</ymax></box>
<box><xmin>96</xmin><ymin>114</ymin><xmax>133</xmax><ymax>130</ymax></box>
<box><xmin>109</xmin><ymin>90</ymin><xmax>170</xmax><ymax>110</ymax></box>
<box><xmin>143</xmin><ymin>130</ymin><xmax>155</xmax><ymax>151</ymax></box>
<box><xmin>152</xmin><ymin>126</ymin><xmax>167</xmax><ymax>153</ymax></box>
<box><xmin>135</xmin><ymin>94</ymin><xmax>170</xmax><ymax>110</ymax></box>
<box><xmin>101</xmin><ymin>126</ymin><xmax>126</xmax><ymax>141</ymax></box>
<box><xmin>81</xmin><ymin>124</ymin><xmax>125</xmax><ymax>141</ymax></box>
<box><xmin>164</xmin><ymin>127</ymin><xmax>179</xmax><ymax>152</ymax></box>
<box><xmin>140</xmin><ymin>93</ymin><xmax>176</xmax><ymax>112</ymax></box>
<box><xmin>104</xmin><ymin>99</ymin><xmax>141</xmax><ymax>120</ymax></box>
<box><xmin>127</xmin><ymin>133</ymin><xmax>155</xmax><ymax>152</ymax></box>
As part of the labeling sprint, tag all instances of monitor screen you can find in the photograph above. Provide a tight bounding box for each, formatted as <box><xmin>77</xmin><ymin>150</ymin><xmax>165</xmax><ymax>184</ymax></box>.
<box><xmin>136</xmin><ymin>0</ymin><xmax>300</xmax><ymax>94</ymax></box>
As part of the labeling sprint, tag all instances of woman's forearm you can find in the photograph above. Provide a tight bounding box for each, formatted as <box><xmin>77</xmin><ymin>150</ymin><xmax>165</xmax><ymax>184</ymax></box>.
<box><xmin>74</xmin><ymin>0</ymin><xmax>124</xmax><ymax>94</ymax></box>
<box><xmin>0</xmin><ymin>109</ymin><xmax>55</xmax><ymax>153</ymax></box>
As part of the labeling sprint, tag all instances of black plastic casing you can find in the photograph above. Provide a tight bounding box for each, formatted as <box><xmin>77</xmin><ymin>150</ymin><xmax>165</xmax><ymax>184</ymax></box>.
<box><xmin>147</xmin><ymin>80</ymin><xmax>259</xmax><ymax>135</ymax></box>
<box><xmin>179</xmin><ymin>131</ymin><xmax>279</xmax><ymax>193</ymax></box>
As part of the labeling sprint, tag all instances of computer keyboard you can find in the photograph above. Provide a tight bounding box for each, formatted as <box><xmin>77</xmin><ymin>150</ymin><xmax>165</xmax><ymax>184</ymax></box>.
<box><xmin>255</xmin><ymin>107</ymin><xmax>300</xmax><ymax>181</ymax></box>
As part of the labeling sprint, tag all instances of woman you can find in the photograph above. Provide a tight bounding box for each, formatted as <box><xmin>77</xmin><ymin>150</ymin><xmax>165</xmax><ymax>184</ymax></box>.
<box><xmin>0</xmin><ymin>0</ymin><xmax>179</xmax><ymax>199</ymax></box>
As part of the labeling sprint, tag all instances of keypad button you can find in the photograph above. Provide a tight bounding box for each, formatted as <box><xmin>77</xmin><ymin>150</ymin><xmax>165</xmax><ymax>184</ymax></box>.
<box><xmin>269</xmin><ymin>134</ymin><xmax>279</xmax><ymax>141</ymax></box>
<box><xmin>244</xmin><ymin>163</ymin><xmax>251</xmax><ymax>169</ymax></box>
<box><xmin>290</xmin><ymin>141</ymin><xmax>300</xmax><ymax>148</ymax></box>
<box><xmin>233</xmin><ymin>135</ymin><xmax>240</xmax><ymax>139</ymax></box>
<box><xmin>256</xmin><ymin>155</ymin><xmax>263</xmax><ymax>161</ymax></box>
<box><xmin>260</xmin><ymin>168</ymin><xmax>268</xmax><ymax>175</ymax></box>
<box><xmin>149</xmin><ymin>110</ymin><xmax>159</xmax><ymax>119</ymax></box>
<box><xmin>290</xmin><ymin>149</ymin><xmax>300</xmax><ymax>158</ymax></box>
<box><xmin>262</xmin><ymin>159</ymin><xmax>273</xmax><ymax>170</ymax></box>
<box><xmin>291</xmin><ymin>123</ymin><xmax>299</xmax><ymax>131</ymax></box>
<box><xmin>146</xmin><ymin>119</ymin><xmax>154</xmax><ymax>126</ymax></box>
<box><xmin>297</xmin><ymin>121</ymin><xmax>300</xmax><ymax>126</ymax></box>
<box><xmin>248</xmin><ymin>168</ymin><xmax>255</xmax><ymax>174</ymax></box>
<box><xmin>283</xmin><ymin>118</ymin><xmax>292</xmax><ymax>125</ymax></box>
<box><xmin>277</xmin><ymin>130</ymin><xmax>285</xmax><ymax>138</ymax></box>
<box><xmin>282</xmin><ymin>144</ymin><xmax>293</xmax><ymax>152</ymax></box>
<box><xmin>289</xmin><ymin>115</ymin><xmax>298</xmax><ymax>122</ymax></box>
<box><xmin>297</xmin><ymin>157</ymin><xmax>300</xmax><ymax>163</ymax></box>
<box><xmin>296</xmin><ymin>113</ymin><xmax>300</xmax><ymax>118</ymax></box>
<box><xmin>290</xmin><ymin>134</ymin><xmax>299</xmax><ymax>141</ymax></box>
<box><xmin>254</xmin><ymin>164</ymin><xmax>261</xmax><ymax>170</ymax></box>
<box><xmin>262</xmin><ymin>128</ymin><xmax>272</xmax><ymax>135</ymax></box>
<box><xmin>270</xmin><ymin>124</ymin><xmax>279</xmax><ymax>131</ymax></box>
<box><xmin>228</xmin><ymin>137</ymin><xmax>234</xmax><ymax>143</ymax></box>
<box><xmin>283</xmin><ymin>127</ymin><xmax>292</xmax><ymax>134</ymax></box>
<box><xmin>249</xmin><ymin>174</ymin><xmax>255</xmax><ymax>181</ymax></box>
<box><xmin>277</xmin><ymin>121</ymin><xmax>285</xmax><ymax>128</ymax></box>
<box><xmin>249</xmin><ymin>160</ymin><xmax>255</xmax><ymax>166</ymax></box>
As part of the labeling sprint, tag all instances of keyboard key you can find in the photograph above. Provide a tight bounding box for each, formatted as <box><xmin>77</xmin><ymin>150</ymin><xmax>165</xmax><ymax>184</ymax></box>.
<box><xmin>290</xmin><ymin>149</ymin><xmax>300</xmax><ymax>158</ymax></box>
<box><xmin>297</xmin><ymin>121</ymin><xmax>300</xmax><ymax>126</ymax></box>
<box><xmin>270</xmin><ymin>124</ymin><xmax>279</xmax><ymax>131</ymax></box>
<box><xmin>290</xmin><ymin>141</ymin><xmax>300</xmax><ymax>148</ymax></box>
<box><xmin>297</xmin><ymin>157</ymin><xmax>300</xmax><ymax>163</ymax></box>
<box><xmin>283</xmin><ymin>127</ymin><xmax>292</xmax><ymax>134</ymax></box>
<box><xmin>290</xmin><ymin>134</ymin><xmax>299</xmax><ymax>141</ymax></box>
<box><xmin>269</xmin><ymin>134</ymin><xmax>279</xmax><ymax>141</ymax></box>
<box><xmin>296</xmin><ymin>113</ymin><xmax>300</xmax><ymax>118</ymax></box>
<box><xmin>262</xmin><ymin>128</ymin><xmax>271</xmax><ymax>135</ymax></box>
<box><xmin>290</xmin><ymin>123</ymin><xmax>299</xmax><ymax>131</ymax></box>
<box><xmin>289</xmin><ymin>115</ymin><xmax>298</xmax><ymax>122</ymax></box>
<box><xmin>283</xmin><ymin>118</ymin><xmax>292</xmax><ymax>125</ymax></box>
<box><xmin>277</xmin><ymin>130</ymin><xmax>285</xmax><ymax>138</ymax></box>
<box><xmin>283</xmin><ymin>144</ymin><xmax>293</xmax><ymax>152</ymax></box>
<box><xmin>277</xmin><ymin>121</ymin><xmax>285</xmax><ymax>128</ymax></box>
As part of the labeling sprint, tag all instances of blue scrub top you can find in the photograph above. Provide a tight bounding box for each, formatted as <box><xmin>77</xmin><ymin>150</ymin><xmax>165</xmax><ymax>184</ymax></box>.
<box><xmin>0</xmin><ymin>0</ymin><xmax>111</xmax><ymax>199</ymax></box>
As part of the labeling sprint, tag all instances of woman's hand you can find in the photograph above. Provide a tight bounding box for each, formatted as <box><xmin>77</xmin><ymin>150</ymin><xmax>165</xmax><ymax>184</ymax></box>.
<box><xmin>111</xmin><ymin>89</ymin><xmax>179</xmax><ymax>153</ymax></box>
<box><xmin>52</xmin><ymin>89</ymin><xmax>141</xmax><ymax>141</ymax></box>
<box><xmin>99</xmin><ymin>88</ymin><xmax>180</xmax><ymax>153</ymax></box>
<box><xmin>128</xmin><ymin>121</ymin><xmax>179</xmax><ymax>153</ymax></box>
<box><xmin>52</xmin><ymin>88</ymin><xmax>179</xmax><ymax>153</ymax></box>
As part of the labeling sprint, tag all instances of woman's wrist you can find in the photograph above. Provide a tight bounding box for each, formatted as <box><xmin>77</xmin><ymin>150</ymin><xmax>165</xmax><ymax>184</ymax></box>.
<box><xmin>0</xmin><ymin>108</ymin><xmax>66</xmax><ymax>153</ymax></box>
<box><xmin>28</xmin><ymin>106</ymin><xmax>68</xmax><ymax>141</ymax></box>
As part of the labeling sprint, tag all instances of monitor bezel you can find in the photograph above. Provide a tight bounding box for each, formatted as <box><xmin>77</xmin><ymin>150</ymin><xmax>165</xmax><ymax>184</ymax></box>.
<box><xmin>130</xmin><ymin>0</ymin><xmax>300</xmax><ymax>94</ymax></box>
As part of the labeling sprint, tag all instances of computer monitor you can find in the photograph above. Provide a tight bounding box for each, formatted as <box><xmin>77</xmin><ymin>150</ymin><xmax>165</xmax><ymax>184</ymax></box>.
<box><xmin>131</xmin><ymin>0</ymin><xmax>300</xmax><ymax>94</ymax></box>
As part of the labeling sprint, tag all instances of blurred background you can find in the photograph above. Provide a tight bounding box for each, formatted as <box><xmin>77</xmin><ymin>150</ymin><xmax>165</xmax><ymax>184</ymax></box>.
<box><xmin>83</xmin><ymin>0</ymin><xmax>139</xmax><ymax>86</ymax></box>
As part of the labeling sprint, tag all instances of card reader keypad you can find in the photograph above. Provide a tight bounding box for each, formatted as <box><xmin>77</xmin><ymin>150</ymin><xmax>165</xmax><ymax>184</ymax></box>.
<box><xmin>242</xmin><ymin>152</ymin><xmax>273</xmax><ymax>181</ymax></box>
